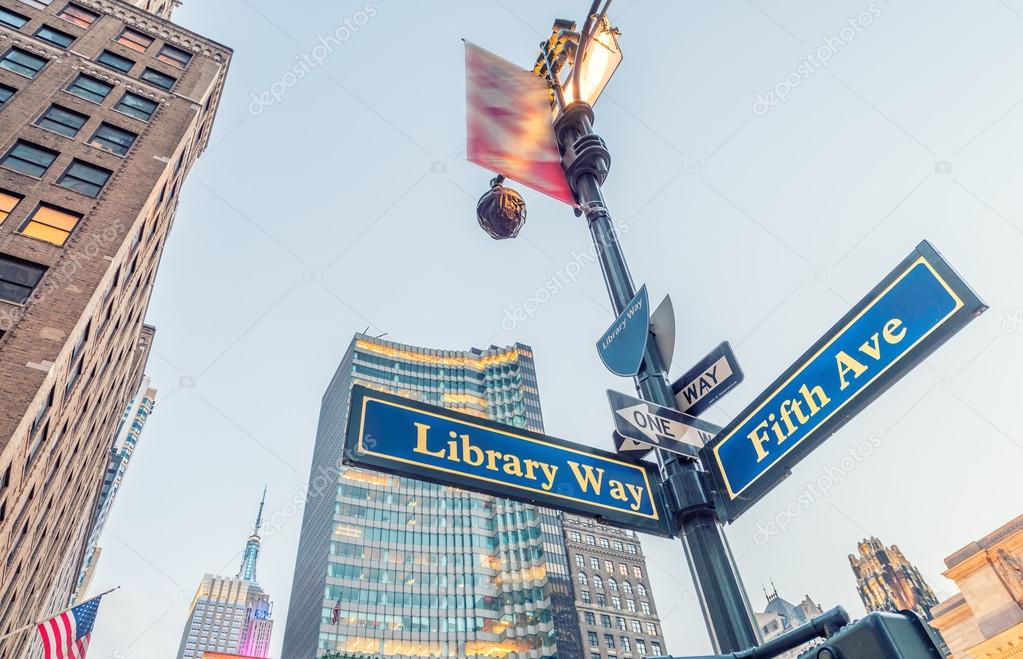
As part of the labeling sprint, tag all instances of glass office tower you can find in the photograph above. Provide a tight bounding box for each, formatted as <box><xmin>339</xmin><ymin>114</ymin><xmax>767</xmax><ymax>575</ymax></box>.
<box><xmin>282</xmin><ymin>334</ymin><xmax>582</xmax><ymax>658</ymax></box>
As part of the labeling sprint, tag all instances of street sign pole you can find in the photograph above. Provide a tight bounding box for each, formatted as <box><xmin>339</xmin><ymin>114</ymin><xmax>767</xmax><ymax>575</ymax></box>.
<box><xmin>554</xmin><ymin>102</ymin><xmax>761</xmax><ymax>652</ymax></box>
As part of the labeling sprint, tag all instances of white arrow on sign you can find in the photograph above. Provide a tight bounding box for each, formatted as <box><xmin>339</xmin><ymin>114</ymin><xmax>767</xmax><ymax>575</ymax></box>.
<box><xmin>615</xmin><ymin>403</ymin><xmax>716</xmax><ymax>449</ymax></box>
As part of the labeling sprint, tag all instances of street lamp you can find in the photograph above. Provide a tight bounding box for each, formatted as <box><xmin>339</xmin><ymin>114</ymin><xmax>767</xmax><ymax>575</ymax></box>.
<box><xmin>495</xmin><ymin>1</ymin><xmax>763</xmax><ymax>653</ymax></box>
<box><xmin>563</xmin><ymin>13</ymin><xmax>622</xmax><ymax>107</ymax></box>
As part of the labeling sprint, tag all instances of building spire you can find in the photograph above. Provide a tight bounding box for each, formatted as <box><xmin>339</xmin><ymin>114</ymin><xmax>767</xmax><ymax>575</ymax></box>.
<box><xmin>238</xmin><ymin>487</ymin><xmax>266</xmax><ymax>583</ymax></box>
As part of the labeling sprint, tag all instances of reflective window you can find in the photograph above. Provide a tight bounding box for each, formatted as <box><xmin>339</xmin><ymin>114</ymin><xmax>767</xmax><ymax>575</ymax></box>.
<box><xmin>58</xmin><ymin>4</ymin><xmax>98</xmax><ymax>28</ymax></box>
<box><xmin>140</xmin><ymin>67</ymin><xmax>175</xmax><ymax>90</ymax></box>
<box><xmin>157</xmin><ymin>43</ymin><xmax>191</xmax><ymax>68</ymax></box>
<box><xmin>58</xmin><ymin>160</ymin><xmax>112</xmax><ymax>197</ymax></box>
<box><xmin>0</xmin><ymin>48</ymin><xmax>48</xmax><ymax>78</ymax></box>
<box><xmin>97</xmin><ymin>49</ymin><xmax>134</xmax><ymax>73</ymax></box>
<box><xmin>0</xmin><ymin>254</ymin><xmax>46</xmax><ymax>304</ymax></box>
<box><xmin>35</xmin><ymin>26</ymin><xmax>75</xmax><ymax>48</ymax></box>
<box><xmin>36</xmin><ymin>104</ymin><xmax>89</xmax><ymax>137</ymax></box>
<box><xmin>0</xmin><ymin>84</ymin><xmax>14</xmax><ymax>107</ymax></box>
<box><xmin>117</xmin><ymin>28</ymin><xmax>153</xmax><ymax>53</ymax></box>
<box><xmin>66</xmin><ymin>74</ymin><xmax>113</xmax><ymax>103</ymax></box>
<box><xmin>89</xmin><ymin>123</ymin><xmax>136</xmax><ymax>155</ymax></box>
<box><xmin>115</xmin><ymin>92</ymin><xmax>158</xmax><ymax>121</ymax></box>
<box><xmin>2</xmin><ymin>141</ymin><xmax>58</xmax><ymax>177</ymax></box>
<box><xmin>0</xmin><ymin>7</ymin><xmax>29</xmax><ymax>29</ymax></box>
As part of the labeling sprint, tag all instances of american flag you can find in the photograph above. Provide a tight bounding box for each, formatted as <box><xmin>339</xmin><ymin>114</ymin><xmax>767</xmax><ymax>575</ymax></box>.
<box><xmin>330</xmin><ymin>598</ymin><xmax>341</xmax><ymax>625</ymax></box>
<box><xmin>36</xmin><ymin>595</ymin><xmax>103</xmax><ymax>659</ymax></box>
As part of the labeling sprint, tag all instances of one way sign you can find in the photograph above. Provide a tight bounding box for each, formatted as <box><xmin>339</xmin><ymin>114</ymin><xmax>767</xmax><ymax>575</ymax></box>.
<box><xmin>607</xmin><ymin>390</ymin><xmax>722</xmax><ymax>461</ymax></box>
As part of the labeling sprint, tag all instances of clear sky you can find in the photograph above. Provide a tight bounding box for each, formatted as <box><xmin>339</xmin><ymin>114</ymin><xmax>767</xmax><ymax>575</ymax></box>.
<box><xmin>86</xmin><ymin>1</ymin><xmax>1023</xmax><ymax>657</ymax></box>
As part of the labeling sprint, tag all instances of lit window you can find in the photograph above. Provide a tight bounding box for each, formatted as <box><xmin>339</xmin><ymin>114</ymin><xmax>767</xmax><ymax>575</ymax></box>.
<box><xmin>116</xmin><ymin>28</ymin><xmax>153</xmax><ymax>53</ymax></box>
<box><xmin>116</xmin><ymin>92</ymin><xmax>157</xmax><ymax>121</ymax></box>
<box><xmin>89</xmin><ymin>123</ymin><xmax>136</xmax><ymax>156</ymax></box>
<box><xmin>21</xmin><ymin>204</ymin><xmax>81</xmax><ymax>245</ymax></box>
<box><xmin>66</xmin><ymin>74</ymin><xmax>113</xmax><ymax>103</ymax></box>
<box><xmin>36</xmin><ymin>104</ymin><xmax>89</xmax><ymax>137</ymax></box>
<box><xmin>0</xmin><ymin>7</ymin><xmax>29</xmax><ymax>29</ymax></box>
<box><xmin>140</xmin><ymin>67</ymin><xmax>175</xmax><ymax>90</ymax></box>
<box><xmin>157</xmin><ymin>43</ymin><xmax>191</xmax><ymax>68</ymax></box>
<box><xmin>0</xmin><ymin>84</ymin><xmax>14</xmax><ymax>107</ymax></box>
<box><xmin>0</xmin><ymin>48</ymin><xmax>48</xmax><ymax>78</ymax></box>
<box><xmin>58</xmin><ymin>4</ymin><xmax>98</xmax><ymax>28</ymax></box>
<box><xmin>97</xmin><ymin>49</ymin><xmax>134</xmax><ymax>73</ymax></box>
<box><xmin>0</xmin><ymin>192</ymin><xmax>22</xmax><ymax>224</ymax></box>
<box><xmin>58</xmin><ymin>160</ymin><xmax>112</xmax><ymax>197</ymax></box>
<box><xmin>2</xmin><ymin>141</ymin><xmax>58</xmax><ymax>178</ymax></box>
<box><xmin>605</xmin><ymin>560</ymin><xmax>613</xmax><ymax>572</ymax></box>
<box><xmin>0</xmin><ymin>253</ymin><xmax>46</xmax><ymax>305</ymax></box>
<box><xmin>634</xmin><ymin>566</ymin><xmax>642</xmax><ymax>578</ymax></box>
<box><xmin>35</xmin><ymin>26</ymin><xmax>75</xmax><ymax>48</ymax></box>
<box><xmin>647</xmin><ymin>622</ymin><xmax>657</xmax><ymax>636</ymax></box>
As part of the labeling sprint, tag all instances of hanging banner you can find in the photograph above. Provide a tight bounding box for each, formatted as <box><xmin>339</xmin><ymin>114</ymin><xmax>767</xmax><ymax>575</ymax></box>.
<box><xmin>465</xmin><ymin>41</ymin><xmax>575</xmax><ymax>206</ymax></box>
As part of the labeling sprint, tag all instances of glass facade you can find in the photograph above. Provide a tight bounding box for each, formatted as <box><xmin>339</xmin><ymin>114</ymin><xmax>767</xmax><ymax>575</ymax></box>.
<box><xmin>282</xmin><ymin>335</ymin><xmax>583</xmax><ymax>658</ymax></box>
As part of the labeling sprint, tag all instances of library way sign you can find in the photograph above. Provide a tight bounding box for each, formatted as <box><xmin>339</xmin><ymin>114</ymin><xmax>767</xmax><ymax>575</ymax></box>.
<box><xmin>344</xmin><ymin>241</ymin><xmax>985</xmax><ymax>535</ymax></box>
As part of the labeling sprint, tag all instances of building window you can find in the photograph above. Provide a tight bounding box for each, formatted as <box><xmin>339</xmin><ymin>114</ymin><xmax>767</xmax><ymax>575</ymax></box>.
<box><xmin>646</xmin><ymin>622</ymin><xmax>657</xmax><ymax>636</ymax></box>
<box><xmin>140</xmin><ymin>67</ymin><xmax>175</xmax><ymax>90</ymax></box>
<box><xmin>585</xmin><ymin>534</ymin><xmax>595</xmax><ymax>545</ymax></box>
<box><xmin>605</xmin><ymin>559</ymin><xmax>613</xmax><ymax>572</ymax></box>
<box><xmin>622</xmin><ymin>581</ymin><xmax>632</xmax><ymax>595</ymax></box>
<box><xmin>637</xmin><ymin>583</ymin><xmax>646</xmax><ymax>597</ymax></box>
<box><xmin>20</xmin><ymin>204</ymin><xmax>82</xmax><ymax>245</ymax></box>
<box><xmin>97</xmin><ymin>49</ymin><xmax>134</xmax><ymax>73</ymax></box>
<box><xmin>58</xmin><ymin>160</ymin><xmax>112</xmax><ymax>197</ymax></box>
<box><xmin>569</xmin><ymin>531</ymin><xmax>581</xmax><ymax>542</ymax></box>
<box><xmin>587</xmin><ymin>631</ymin><xmax>598</xmax><ymax>647</ymax></box>
<box><xmin>604</xmin><ymin>634</ymin><xmax>615</xmax><ymax>649</ymax></box>
<box><xmin>580</xmin><ymin>590</ymin><xmax>591</xmax><ymax>604</ymax></box>
<box><xmin>2</xmin><ymin>141</ymin><xmax>59</xmax><ymax>177</ymax></box>
<box><xmin>631</xmin><ymin>619</ymin><xmax>641</xmax><ymax>633</ymax></box>
<box><xmin>616</xmin><ymin>616</ymin><xmax>626</xmax><ymax>631</ymax></box>
<box><xmin>89</xmin><ymin>123</ymin><xmax>136</xmax><ymax>156</ymax></box>
<box><xmin>0</xmin><ymin>253</ymin><xmax>46</xmax><ymax>304</ymax></box>
<box><xmin>620</xmin><ymin>563</ymin><xmax>628</xmax><ymax>576</ymax></box>
<box><xmin>593</xmin><ymin>575</ymin><xmax>603</xmax><ymax>590</ymax></box>
<box><xmin>636</xmin><ymin>639</ymin><xmax>647</xmax><ymax>654</ymax></box>
<box><xmin>115</xmin><ymin>92</ymin><xmax>158</xmax><ymax>122</ymax></box>
<box><xmin>0</xmin><ymin>191</ymin><xmax>22</xmax><ymax>224</ymax></box>
<box><xmin>575</xmin><ymin>554</ymin><xmax>585</xmax><ymax>567</ymax></box>
<box><xmin>0</xmin><ymin>83</ymin><xmax>15</xmax><ymax>107</ymax></box>
<box><xmin>35</xmin><ymin>26</ymin><xmax>75</xmax><ymax>48</ymax></box>
<box><xmin>116</xmin><ymin>28</ymin><xmax>153</xmax><ymax>53</ymax></box>
<box><xmin>608</xmin><ymin>578</ymin><xmax>618</xmax><ymax>592</ymax></box>
<box><xmin>0</xmin><ymin>7</ymin><xmax>29</xmax><ymax>29</ymax></box>
<box><xmin>627</xmin><ymin>543</ymin><xmax>638</xmax><ymax>554</ymax></box>
<box><xmin>58</xmin><ymin>4</ymin><xmax>99</xmax><ymax>28</ymax></box>
<box><xmin>641</xmin><ymin>601</ymin><xmax>651</xmax><ymax>615</ymax></box>
<box><xmin>1</xmin><ymin>48</ymin><xmax>48</xmax><ymax>78</ymax></box>
<box><xmin>612</xmin><ymin>540</ymin><xmax>624</xmax><ymax>552</ymax></box>
<box><xmin>36</xmin><ymin>104</ymin><xmax>89</xmax><ymax>137</ymax></box>
<box><xmin>157</xmin><ymin>44</ymin><xmax>191</xmax><ymax>68</ymax></box>
<box><xmin>652</xmin><ymin>641</ymin><xmax>662</xmax><ymax>655</ymax></box>
<box><xmin>590</xmin><ymin>557</ymin><xmax>599</xmax><ymax>570</ymax></box>
<box><xmin>599</xmin><ymin>537</ymin><xmax>610</xmax><ymax>549</ymax></box>
<box><xmin>578</xmin><ymin>573</ymin><xmax>588</xmax><ymax>587</ymax></box>
<box><xmin>626</xmin><ymin>599</ymin><xmax>635</xmax><ymax>612</ymax></box>
<box><xmin>583</xmin><ymin>611</ymin><xmax>595</xmax><ymax>626</ymax></box>
<box><xmin>22</xmin><ymin>0</ymin><xmax>55</xmax><ymax>8</ymax></box>
<box><xmin>621</xmin><ymin>636</ymin><xmax>631</xmax><ymax>652</ymax></box>
<box><xmin>596</xmin><ymin>593</ymin><xmax>606</xmax><ymax>607</ymax></box>
<box><xmin>634</xmin><ymin>566</ymin><xmax>642</xmax><ymax>578</ymax></box>
<box><xmin>600</xmin><ymin>614</ymin><xmax>611</xmax><ymax>628</ymax></box>
<box><xmin>66</xmin><ymin>74</ymin><xmax>113</xmax><ymax>103</ymax></box>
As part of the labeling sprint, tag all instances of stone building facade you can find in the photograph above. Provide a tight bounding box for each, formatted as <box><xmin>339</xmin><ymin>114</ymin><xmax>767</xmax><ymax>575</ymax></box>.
<box><xmin>0</xmin><ymin>1</ymin><xmax>229</xmax><ymax>656</ymax></box>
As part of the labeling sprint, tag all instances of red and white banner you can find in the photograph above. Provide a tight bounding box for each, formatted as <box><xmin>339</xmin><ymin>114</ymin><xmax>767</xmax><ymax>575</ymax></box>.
<box><xmin>465</xmin><ymin>42</ymin><xmax>575</xmax><ymax>206</ymax></box>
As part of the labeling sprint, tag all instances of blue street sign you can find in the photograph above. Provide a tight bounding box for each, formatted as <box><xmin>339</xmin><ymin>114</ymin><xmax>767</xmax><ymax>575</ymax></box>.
<box><xmin>344</xmin><ymin>385</ymin><xmax>674</xmax><ymax>536</ymax></box>
<box><xmin>597</xmin><ymin>285</ymin><xmax>650</xmax><ymax>377</ymax></box>
<box><xmin>702</xmin><ymin>241</ymin><xmax>986</xmax><ymax>522</ymax></box>
<box><xmin>672</xmin><ymin>341</ymin><xmax>744</xmax><ymax>416</ymax></box>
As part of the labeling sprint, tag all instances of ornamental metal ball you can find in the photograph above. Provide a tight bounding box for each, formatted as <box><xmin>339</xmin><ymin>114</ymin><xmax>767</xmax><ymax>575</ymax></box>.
<box><xmin>476</xmin><ymin>176</ymin><xmax>526</xmax><ymax>240</ymax></box>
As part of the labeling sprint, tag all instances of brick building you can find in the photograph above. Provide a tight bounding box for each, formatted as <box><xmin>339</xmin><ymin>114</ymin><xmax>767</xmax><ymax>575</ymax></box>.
<box><xmin>0</xmin><ymin>1</ymin><xmax>230</xmax><ymax>656</ymax></box>
<box><xmin>563</xmin><ymin>514</ymin><xmax>668</xmax><ymax>658</ymax></box>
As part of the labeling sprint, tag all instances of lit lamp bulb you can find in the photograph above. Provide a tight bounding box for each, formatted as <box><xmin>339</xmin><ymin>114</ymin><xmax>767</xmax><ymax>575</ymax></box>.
<box><xmin>563</xmin><ymin>15</ymin><xmax>622</xmax><ymax>106</ymax></box>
